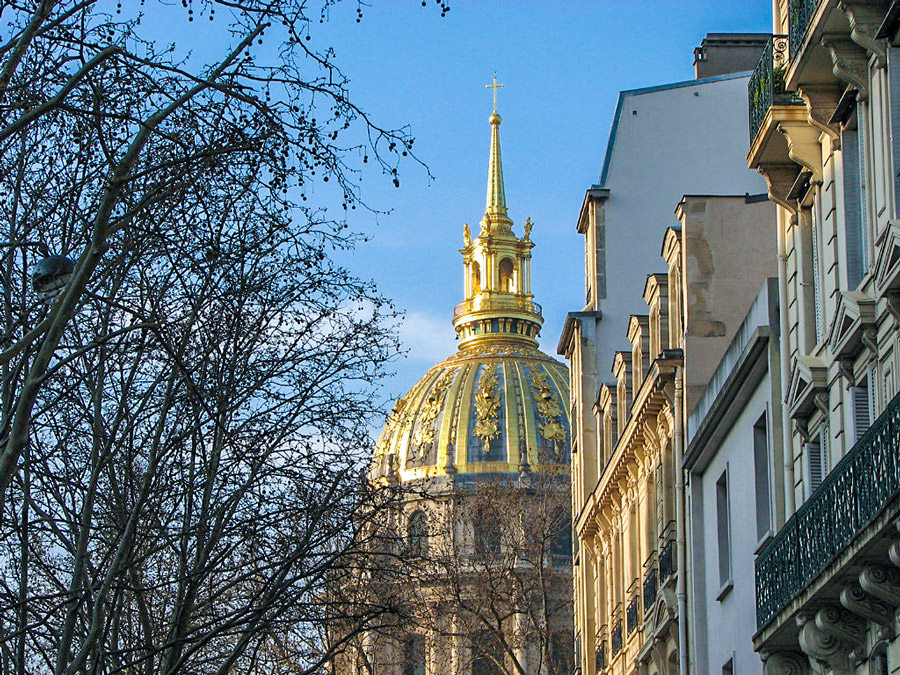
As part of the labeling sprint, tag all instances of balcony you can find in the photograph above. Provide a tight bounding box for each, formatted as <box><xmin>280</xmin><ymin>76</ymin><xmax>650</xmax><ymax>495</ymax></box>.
<box><xmin>643</xmin><ymin>554</ymin><xmax>658</xmax><ymax>614</ymax></box>
<box><xmin>748</xmin><ymin>35</ymin><xmax>804</xmax><ymax>144</ymax></box>
<box><xmin>610</xmin><ymin>616</ymin><xmax>623</xmax><ymax>657</ymax></box>
<box><xmin>756</xmin><ymin>389</ymin><xmax>900</xmax><ymax>630</ymax></box>
<box><xmin>453</xmin><ymin>295</ymin><xmax>542</xmax><ymax>319</ymax></box>
<box><xmin>789</xmin><ymin>0</ymin><xmax>819</xmax><ymax>58</ymax></box>
<box><xmin>626</xmin><ymin>594</ymin><xmax>640</xmax><ymax>636</ymax></box>
<box><xmin>659</xmin><ymin>521</ymin><xmax>676</xmax><ymax>583</ymax></box>
<box><xmin>595</xmin><ymin>625</ymin><xmax>607</xmax><ymax>672</ymax></box>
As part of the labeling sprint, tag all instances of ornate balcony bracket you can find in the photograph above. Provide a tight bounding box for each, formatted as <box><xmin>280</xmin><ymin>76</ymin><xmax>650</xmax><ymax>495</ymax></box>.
<box><xmin>838</xmin><ymin>1</ymin><xmax>887</xmax><ymax>65</ymax></box>
<box><xmin>840</xmin><ymin>581</ymin><xmax>895</xmax><ymax>633</ymax></box>
<box><xmin>761</xmin><ymin>650</ymin><xmax>810</xmax><ymax>675</ymax></box>
<box><xmin>798</xmin><ymin>607</ymin><xmax>863</xmax><ymax>673</ymax></box>
<box><xmin>757</xmin><ymin>164</ymin><xmax>802</xmax><ymax>212</ymax></box>
<box><xmin>797</xmin><ymin>85</ymin><xmax>842</xmax><ymax>141</ymax></box>
<box><xmin>859</xmin><ymin>563</ymin><xmax>900</xmax><ymax>607</ymax></box>
<box><xmin>778</xmin><ymin>120</ymin><xmax>824</xmax><ymax>183</ymax></box>
<box><xmin>821</xmin><ymin>37</ymin><xmax>870</xmax><ymax>100</ymax></box>
<box><xmin>885</xmin><ymin>293</ymin><xmax>900</xmax><ymax>323</ymax></box>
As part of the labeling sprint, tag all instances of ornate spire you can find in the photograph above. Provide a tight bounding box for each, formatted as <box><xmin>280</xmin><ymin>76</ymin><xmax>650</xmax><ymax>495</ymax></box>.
<box><xmin>451</xmin><ymin>82</ymin><xmax>542</xmax><ymax>350</ymax></box>
<box><xmin>484</xmin><ymin>76</ymin><xmax>511</xmax><ymax>229</ymax></box>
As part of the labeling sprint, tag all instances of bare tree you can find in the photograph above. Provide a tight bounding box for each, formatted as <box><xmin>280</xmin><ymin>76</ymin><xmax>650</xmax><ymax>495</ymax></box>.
<box><xmin>0</xmin><ymin>1</ymin><xmax>442</xmax><ymax>673</ymax></box>
<box><xmin>344</xmin><ymin>470</ymin><xmax>574</xmax><ymax>675</ymax></box>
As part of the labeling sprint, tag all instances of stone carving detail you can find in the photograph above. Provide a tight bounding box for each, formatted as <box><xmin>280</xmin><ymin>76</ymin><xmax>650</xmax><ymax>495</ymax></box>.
<box><xmin>840</xmin><ymin>581</ymin><xmax>894</xmax><ymax>626</ymax></box>
<box><xmin>528</xmin><ymin>365</ymin><xmax>566</xmax><ymax>452</ymax></box>
<box><xmin>860</xmin><ymin>563</ymin><xmax>900</xmax><ymax>607</ymax></box>
<box><xmin>761</xmin><ymin>650</ymin><xmax>810</xmax><ymax>675</ymax></box>
<box><xmin>839</xmin><ymin>1</ymin><xmax>887</xmax><ymax>63</ymax></box>
<box><xmin>797</xmin><ymin>608</ymin><xmax>860</xmax><ymax>673</ymax></box>
<box><xmin>821</xmin><ymin>37</ymin><xmax>869</xmax><ymax>99</ymax></box>
<box><xmin>412</xmin><ymin>368</ymin><xmax>456</xmax><ymax>455</ymax></box>
<box><xmin>473</xmin><ymin>363</ymin><xmax>502</xmax><ymax>451</ymax></box>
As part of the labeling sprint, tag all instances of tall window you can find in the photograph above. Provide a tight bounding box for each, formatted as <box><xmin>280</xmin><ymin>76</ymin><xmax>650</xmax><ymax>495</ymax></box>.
<box><xmin>804</xmin><ymin>427</ymin><xmax>828</xmax><ymax>499</ymax></box>
<box><xmin>851</xmin><ymin>367</ymin><xmax>874</xmax><ymax>444</ymax></box>
<box><xmin>474</xmin><ymin>512</ymin><xmax>501</xmax><ymax>558</ymax></box>
<box><xmin>549</xmin><ymin>508</ymin><xmax>573</xmax><ymax>559</ymax></box>
<box><xmin>498</xmin><ymin>257</ymin><xmax>516</xmax><ymax>293</ymax></box>
<box><xmin>550</xmin><ymin>631</ymin><xmax>574</xmax><ymax>675</ymax></box>
<box><xmin>842</xmin><ymin>115</ymin><xmax>869</xmax><ymax>288</ymax></box>
<box><xmin>754</xmin><ymin>412</ymin><xmax>772</xmax><ymax>540</ymax></box>
<box><xmin>408</xmin><ymin>510</ymin><xmax>429</xmax><ymax>557</ymax></box>
<box><xmin>716</xmin><ymin>469</ymin><xmax>731</xmax><ymax>589</ymax></box>
<box><xmin>472</xmin><ymin>632</ymin><xmax>502</xmax><ymax>675</ymax></box>
<box><xmin>404</xmin><ymin>635</ymin><xmax>426</xmax><ymax>675</ymax></box>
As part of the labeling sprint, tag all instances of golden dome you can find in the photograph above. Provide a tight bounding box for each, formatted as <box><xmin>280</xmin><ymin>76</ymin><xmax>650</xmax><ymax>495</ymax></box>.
<box><xmin>373</xmin><ymin>85</ymin><xmax>570</xmax><ymax>483</ymax></box>
<box><xmin>372</xmin><ymin>342</ymin><xmax>569</xmax><ymax>482</ymax></box>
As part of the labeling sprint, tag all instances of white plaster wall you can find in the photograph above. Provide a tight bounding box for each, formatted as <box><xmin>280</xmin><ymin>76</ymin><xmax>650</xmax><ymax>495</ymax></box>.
<box><xmin>692</xmin><ymin>371</ymin><xmax>772</xmax><ymax>675</ymax></box>
<box><xmin>597</xmin><ymin>74</ymin><xmax>767</xmax><ymax>379</ymax></box>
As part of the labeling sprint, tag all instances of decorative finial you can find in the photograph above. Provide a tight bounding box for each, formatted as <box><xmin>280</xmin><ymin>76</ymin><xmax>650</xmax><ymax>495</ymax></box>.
<box><xmin>524</xmin><ymin>217</ymin><xmax>532</xmax><ymax>241</ymax></box>
<box><xmin>484</xmin><ymin>76</ymin><xmax>508</xmax><ymax>219</ymax></box>
<box><xmin>486</xmin><ymin>74</ymin><xmax>504</xmax><ymax>123</ymax></box>
<box><xmin>463</xmin><ymin>223</ymin><xmax>471</xmax><ymax>246</ymax></box>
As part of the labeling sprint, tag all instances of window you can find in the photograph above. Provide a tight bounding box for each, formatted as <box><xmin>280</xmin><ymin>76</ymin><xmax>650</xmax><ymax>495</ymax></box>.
<box><xmin>408</xmin><ymin>510</ymin><xmax>429</xmax><ymax>557</ymax></box>
<box><xmin>804</xmin><ymin>427</ymin><xmax>829</xmax><ymax>499</ymax></box>
<box><xmin>472</xmin><ymin>260</ymin><xmax>481</xmax><ymax>293</ymax></box>
<box><xmin>404</xmin><ymin>635</ymin><xmax>426</xmax><ymax>675</ymax></box>
<box><xmin>550</xmin><ymin>631</ymin><xmax>574</xmax><ymax>675</ymax></box>
<box><xmin>851</xmin><ymin>375</ymin><xmax>873</xmax><ymax>444</ymax></box>
<box><xmin>549</xmin><ymin>509</ymin><xmax>573</xmax><ymax>559</ymax></box>
<box><xmin>753</xmin><ymin>412</ymin><xmax>772</xmax><ymax>540</ymax></box>
<box><xmin>722</xmin><ymin>656</ymin><xmax>734</xmax><ymax>675</ymax></box>
<box><xmin>842</xmin><ymin>117</ymin><xmax>869</xmax><ymax>288</ymax></box>
<box><xmin>498</xmin><ymin>257</ymin><xmax>516</xmax><ymax>293</ymax></box>
<box><xmin>474</xmin><ymin>512</ymin><xmax>501</xmax><ymax>558</ymax></box>
<box><xmin>810</xmin><ymin>206</ymin><xmax>825</xmax><ymax>343</ymax></box>
<box><xmin>716</xmin><ymin>469</ymin><xmax>731</xmax><ymax>589</ymax></box>
<box><xmin>471</xmin><ymin>632</ymin><xmax>502</xmax><ymax>675</ymax></box>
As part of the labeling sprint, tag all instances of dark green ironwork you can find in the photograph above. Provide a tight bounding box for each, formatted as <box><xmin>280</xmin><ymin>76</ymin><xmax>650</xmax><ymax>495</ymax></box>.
<box><xmin>748</xmin><ymin>35</ymin><xmax>803</xmax><ymax>143</ymax></box>
<box><xmin>789</xmin><ymin>0</ymin><xmax>819</xmax><ymax>58</ymax></box>
<box><xmin>595</xmin><ymin>627</ymin><xmax>607</xmax><ymax>672</ymax></box>
<box><xmin>626</xmin><ymin>596</ymin><xmax>640</xmax><ymax>635</ymax></box>
<box><xmin>660</xmin><ymin>537</ymin><xmax>675</xmax><ymax>582</ymax></box>
<box><xmin>756</xmin><ymin>390</ymin><xmax>900</xmax><ymax>630</ymax></box>
<box><xmin>643</xmin><ymin>565</ymin><xmax>658</xmax><ymax>613</ymax></box>
<box><xmin>610</xmin><ymin>618</ymin><xmax>623</xmax><ymax>656</ymax></box>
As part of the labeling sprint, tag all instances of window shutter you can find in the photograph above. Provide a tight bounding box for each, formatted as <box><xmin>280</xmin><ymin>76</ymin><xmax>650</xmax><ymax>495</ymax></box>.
<box><xmin>842</xmin><ymin>127</ymin><xmax>864</xmax><ymax>288</ymax></box>
<box><xmin>890</xmin><ymin>47</ymin><xmax>900</xmax><ymax>208</ymax></box>
<box><xmin>804</xmin><ymin>435</ymin><xmax>826</xmax><ymax>498</ymax></box>
<box><xmin>851</xmin><ymin>384</ymin><xmax>872</xmax><ymax>443</ymax></box>
<box><xmin>811</xmin><ymin>212</ymin><xmax>824</xmax><ymax>342</ymax></box>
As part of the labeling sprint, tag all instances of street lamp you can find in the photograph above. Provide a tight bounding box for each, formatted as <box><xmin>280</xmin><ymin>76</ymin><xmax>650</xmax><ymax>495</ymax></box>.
<box><xmin>0</xmin><ymin>242</ymin><xmax>75</xmax><ymax>300</ymax></box>
<box><xmin>31</xmin><ymin>255</ymin><xmax>75</xmax><ymax>300</ymax></box>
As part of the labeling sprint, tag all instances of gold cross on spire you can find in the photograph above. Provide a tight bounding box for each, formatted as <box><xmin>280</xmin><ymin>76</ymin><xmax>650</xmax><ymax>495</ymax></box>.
<box><xmin>486</xmin><ymin>74</ymin><xmax>504</xmax><ymax>113</ymax></box>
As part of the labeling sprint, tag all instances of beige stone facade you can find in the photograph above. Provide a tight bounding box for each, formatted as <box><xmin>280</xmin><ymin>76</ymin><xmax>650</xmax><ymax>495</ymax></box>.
<box><xmin>561</xmin><ymin>194</ymin><xmax>775</xmax><ymax>674</ymax></box>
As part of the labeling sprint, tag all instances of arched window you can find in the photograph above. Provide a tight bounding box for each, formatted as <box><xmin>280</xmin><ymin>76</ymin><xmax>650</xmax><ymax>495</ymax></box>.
<box><xmin>472</xmin><ymin>260</ymin><xmax>481</xmax><ymax>293</ymax></box>
<box><xmin>404</xmin><ymin>634</ymin><xmax>426</xmax><ymax>675</ymax></box>
<box><xmin>407</xmin><ymin>510</ymin><xmax>429</xmax><ymax>557</ymax></box>
<box><xmin>498</xmin><ymin>257</ymin><xmax>516</xmax><ymax>292</ymax></box>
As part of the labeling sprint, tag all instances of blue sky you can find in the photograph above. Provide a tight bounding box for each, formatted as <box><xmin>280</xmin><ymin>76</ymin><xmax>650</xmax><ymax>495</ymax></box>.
<box><xmin>142</xmin><ymin>0</ymin><xmax>773</xmax><ymax>406</ymax></box>
<box><xmin>310</xmin><ymin>1</ymin><xmax>773</xmax><ymax>404</ymax></box>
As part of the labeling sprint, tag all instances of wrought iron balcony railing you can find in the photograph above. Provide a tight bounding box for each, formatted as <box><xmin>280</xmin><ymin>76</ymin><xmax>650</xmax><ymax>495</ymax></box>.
<box><xmin>595</xmin><ymin>625</ymin><xmax>607</xmax><ymax>672</ymax></box>
<box><xmin>748</xmin><ymin>35</ymin><xmax>803</xmax><ymax>143</ymax></box>
<box><xmin>659</xmin><ymin>521</ymin><xmax>676</xmax><ymax>582</ymax></box>
<box><xmin>789</xmin><ymin>0</ymin><xmax>819</xmax><ymax>58</ymax></box>
<box><xmin>610</xmin><ymin>618</ymin><xmax>623</xmax><ymax>656</ymax></box>
<box><xmin>643</xmin><ymin>563</ymin><xmax>658</xmax><ymax>613</ymax></box>
<box><xmin>756</xmin><ymin>389</ymin><xmax>900</xmax><ymax>630</ymax></box>
<box><xmin>626</xmin><ymin>595</ymin><xmax>640</xmax><ymax>635</ymax></box>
